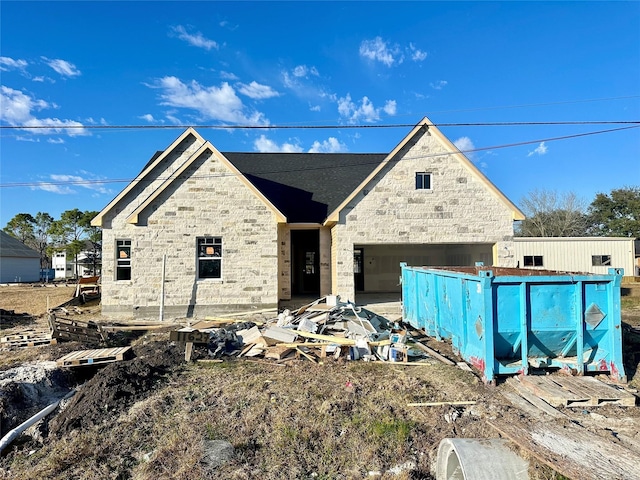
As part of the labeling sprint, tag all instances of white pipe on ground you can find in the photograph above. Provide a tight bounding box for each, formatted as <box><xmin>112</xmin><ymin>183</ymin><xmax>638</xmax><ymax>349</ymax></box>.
<box><xmin>436</xmin><ymin>438</ymin><xmax>529</xmax><ymax>480</ymax></box>
<box><xmin>0</xmin><ymin>389</ymin><xmax>76</xmax><ymax>454</ymax></box>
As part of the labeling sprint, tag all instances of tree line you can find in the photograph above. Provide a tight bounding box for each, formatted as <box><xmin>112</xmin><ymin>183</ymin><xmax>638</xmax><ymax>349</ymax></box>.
<box><xmin>516</xmin><ymin>186</ymin><xmax>640</xmax><ymax>238</ymax></box>
<box><xmin>3</xmin><ymin>209</ymin><xmax>101</xmax><ymax>277</ymax></box>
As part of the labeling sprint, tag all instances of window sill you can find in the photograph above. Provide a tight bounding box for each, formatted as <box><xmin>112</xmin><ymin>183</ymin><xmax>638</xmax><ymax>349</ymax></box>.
<box><xmin>197</xmin><ymin>278</ymin><xmax>224</xmax><ymax>283</ymax></box>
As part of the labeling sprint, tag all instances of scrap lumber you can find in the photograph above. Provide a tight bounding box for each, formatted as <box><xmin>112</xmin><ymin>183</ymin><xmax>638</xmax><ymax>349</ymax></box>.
<box><xmin>74</xmin><ymin>276</ymin><xmax>100</xmax><ymax>298</ymax></box>
<box><xmin>505</xmin><ymin>377</ymin><xmax>567</xmax><ymax>419</ymax></box>
<box><xmin>407</xmin><ymin>338</ymin><xmax>456</xmax><ymax>366</ymax></box>
<box><xmin>407</xmin><ymin>401</ymin><xmax>476</xmax><ymax>407</ymax></box>
<box><xmin>264</xmin><ymin>346</ymin><xmax>294</xmax><ymax>360</ymax></box>
<box><xmin>48</xmin><ymin>314</ymin><xmax>106</xmax><ymax>344</ymax></box>
<box><xmin>56</xmin><ymin>346</ymin><xmax>132</xmax><ymax>367</ymax></box>
<box><xmin>488</xmin><ymin>418</ymin><xmax>640</xmax><ymax>480</ymax></box>
<box><xmin>518</xmin><ymin>374</ymin><xmax>636</xmax><ymax>407</ymax></box>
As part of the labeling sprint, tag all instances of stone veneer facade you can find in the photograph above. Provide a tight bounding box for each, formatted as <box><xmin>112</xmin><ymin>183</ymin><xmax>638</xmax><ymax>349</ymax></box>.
<box><xmin>330</xmin><ymin>126</ymin><xmax>516</xmax><ymax>301</ymax></box>
<box><xmin>101</xmin><ymin>133</ymin><xmax>279</xmax><ymax>318</ymax></box>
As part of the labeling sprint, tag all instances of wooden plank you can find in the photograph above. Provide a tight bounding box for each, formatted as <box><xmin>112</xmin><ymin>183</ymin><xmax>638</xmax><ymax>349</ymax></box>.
<box><xmin>407</xmin><ymin>401</ymin><xmax>476</xmax><ymax>407</ymax></box>
<box><xmin>407</xmin><ymin>339</ymin><xmax>456</xmax><ymax>366</ymax></box>
<box><xmin>488</xmin><ymin>418</ymin><xmax>640</xmax><ymax>480</ymax></box>
<box><xmin>264</xmin><ymin>346</ymin><xmax>294</xmax><ymax>360</ymax></box>
<box><xmin>518</xmin><ymin>375</ymin><xmax>585</xmax><ymax>407</ymax></box>
<box><xmin>505</xmin><ymin>378</ymin><xmax>567</xmax><ymax>419</ymax></box>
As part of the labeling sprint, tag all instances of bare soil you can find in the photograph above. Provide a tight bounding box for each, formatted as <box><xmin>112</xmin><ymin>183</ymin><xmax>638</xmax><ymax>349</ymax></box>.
<box><xmin>0</xmin><ymin>285</ymin><xmax>639</xmax><ymax>479</ymax></box>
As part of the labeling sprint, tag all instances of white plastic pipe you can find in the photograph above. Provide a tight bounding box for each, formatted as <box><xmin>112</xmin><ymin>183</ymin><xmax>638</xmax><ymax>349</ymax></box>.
<box><xmin>436</xmin><ymin>438</ymin><xmax>529</xmax><ymax>480</ymax></box>
<box><xmin>0</xmin><ymin>390</ymin><xmax>75</xmax><ymax>454</ymax></box>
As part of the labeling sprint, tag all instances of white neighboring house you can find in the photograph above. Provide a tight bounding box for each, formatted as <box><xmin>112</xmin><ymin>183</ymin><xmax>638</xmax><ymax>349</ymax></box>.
<box><xmin>51</xmin><ymin>242</ymin><xmax>101</xmax><ymax>279</ymax></box>
<box><xmin>0</xmin><ymin>231</ymin><xmax>41</xmax><ymax>283</ymax></box>
<box><xmin>513</xmin><ymin>237</ymin><xmax>637</xmax><ymax>275</ymax></box>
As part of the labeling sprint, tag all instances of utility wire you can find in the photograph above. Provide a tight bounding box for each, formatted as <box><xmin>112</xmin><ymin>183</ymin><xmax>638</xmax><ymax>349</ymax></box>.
<box><xmin>1</xmin><ymin>120</ymin><xmax>640</xmax><ymax>131</ymax></box>
<box><xmin>1</xmin><ymin>124</ymin><xmax>638</xmax><ymax>189</ymax></box>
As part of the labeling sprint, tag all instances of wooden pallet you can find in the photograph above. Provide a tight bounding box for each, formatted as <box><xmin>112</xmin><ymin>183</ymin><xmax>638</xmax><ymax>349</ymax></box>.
<box><xmin>518</xmin><ymin>374</ymin><xmax>636</xmax><ymax>407</ymax></box>
<box><xmin>1</xmin><ymin>337</ymin><xmax>57</xmax><ymax>348</ymax></box>
<box><xmin>48</xmin><ymin>314</ymin><xmax>106</xmax><ymax>344</ymax></box>
<box><xmin>56</xmin><ymin>346</ymin><xmax>132</xmax><ymax>367</ymax></box>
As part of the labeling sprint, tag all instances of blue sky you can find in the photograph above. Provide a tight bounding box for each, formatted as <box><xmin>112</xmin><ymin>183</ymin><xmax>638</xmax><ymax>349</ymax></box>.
<box><xmin>1</xmin><ymin>1</ymin><xmax>639</xmax><ymax>227</ymax></box>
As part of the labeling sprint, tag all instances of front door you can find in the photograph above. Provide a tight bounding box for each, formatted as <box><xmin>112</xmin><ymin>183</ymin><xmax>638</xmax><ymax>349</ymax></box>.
<box><xmin>291</xmin><ymin>230</ymin><xmax>320</xmax><ymax>295</ymax></box>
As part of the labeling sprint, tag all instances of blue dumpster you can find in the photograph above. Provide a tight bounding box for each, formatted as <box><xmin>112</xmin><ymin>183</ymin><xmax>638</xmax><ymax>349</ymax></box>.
<box><xmin>401</xmin><ymin>263</ymin><xmax>626</xmax><ymax>383</ymax></box>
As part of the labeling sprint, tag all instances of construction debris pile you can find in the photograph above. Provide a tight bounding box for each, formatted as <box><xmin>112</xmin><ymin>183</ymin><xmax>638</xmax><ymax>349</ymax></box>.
<box><xmin>177</xmin><ymin>296</ymin><xmax>431</xmax><ymax>364</ymax></box>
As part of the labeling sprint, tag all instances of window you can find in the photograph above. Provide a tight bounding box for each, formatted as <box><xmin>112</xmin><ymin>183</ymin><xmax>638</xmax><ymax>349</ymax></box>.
<box><xmin>592</xmin><ymin>255</ymin><xmax>611</xmax><ymax>266</ymax></box>
<box><xmin>116</xmin><ymin>240</ymin><xmax>132</xmax><ymax>280</ymax></box>
<box><xmin>198</xmin><ymin>237</ymin><xmax>222</xmax><ymax>279</ymax></box>
<box><xmin>524</xmin><ymin>255</ymin><xmax>543</xmax><ymax>267</ymax></box>
<box><xmin>415</xmin><ymin>172</ymin><xmax>432</xmax><ymax>190</ymax></box>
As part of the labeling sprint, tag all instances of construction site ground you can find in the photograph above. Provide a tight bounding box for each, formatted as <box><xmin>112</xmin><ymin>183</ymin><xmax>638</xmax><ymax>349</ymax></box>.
<box><xmin>1</xmin><ymin>283</ymin><xmax>639</xmax><ymax>480</ymax></box>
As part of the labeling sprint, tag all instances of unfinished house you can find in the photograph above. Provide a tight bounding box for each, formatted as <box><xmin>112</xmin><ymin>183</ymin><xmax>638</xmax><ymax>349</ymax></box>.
<box><xmin>92</xmin><ymin>117</ymin><xmax>524</xmax><ymax>318</ymax></box>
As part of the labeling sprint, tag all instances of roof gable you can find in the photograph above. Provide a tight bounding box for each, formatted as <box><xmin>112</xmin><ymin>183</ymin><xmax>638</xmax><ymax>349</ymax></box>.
<box><xmin>324</xmin><ymin>117</ymin><xmax>525</xmax><ymax>223</ymax></box>
<box><xmin>0</xmin><ymin>231</ymin><xmax>40</xmax><ymax>258</ymax></box>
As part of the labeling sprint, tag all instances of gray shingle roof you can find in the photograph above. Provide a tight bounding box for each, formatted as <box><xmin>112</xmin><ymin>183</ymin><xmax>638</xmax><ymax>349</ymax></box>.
<box><xmin>222</xmin><ymin>152</ymin><xmax>387</xmax><ymax>223</ymax></box>
<box><xmin>0</xmin><ymin>231</ymin><xmax>40</xmax><ymax>258</ymax></box>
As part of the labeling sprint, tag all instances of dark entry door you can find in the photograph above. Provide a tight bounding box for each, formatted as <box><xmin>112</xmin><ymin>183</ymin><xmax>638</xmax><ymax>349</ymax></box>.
<box><xmin>354</xmin><ymin>248</ymin><xmax>364</xmax><ymax>292</ymax></box>
<box><xmin>291</xmin><ymin>230</ymin><xmax>320</xmax><ymax>295</ymax></box>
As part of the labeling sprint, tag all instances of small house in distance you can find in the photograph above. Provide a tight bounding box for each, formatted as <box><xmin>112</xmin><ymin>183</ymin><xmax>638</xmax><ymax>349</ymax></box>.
<box><xmin>0</xmin><ymin>230</ymin><xmax>41</xmax><ymax>283</ymax></box>
<box><xmin>513</xmin><ymin>237</ymin><xmax>637</xmax><ymax>275</ymax></box>
<box><xmin>92</xmin><ymin>118</ymin><xmax>525</xmax><ymax>319</ymax></box>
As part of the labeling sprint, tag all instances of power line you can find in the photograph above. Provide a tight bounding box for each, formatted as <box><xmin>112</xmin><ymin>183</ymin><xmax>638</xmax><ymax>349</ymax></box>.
<box><xmin>1</xmin><ymin>120</ymin><xmax>640</xmax><ymax>132</ymax></box>
<box><xmin>1</xmin><ymin>124</ymin><xmax>638</xmax><ymax>189</ymax></box>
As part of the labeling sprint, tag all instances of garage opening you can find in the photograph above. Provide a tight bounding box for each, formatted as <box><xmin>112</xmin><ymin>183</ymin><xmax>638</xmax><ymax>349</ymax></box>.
<box><xmin>353</xmin><ymin>243</ymin><xmax>494</xmax><ymax>293</ymax></box>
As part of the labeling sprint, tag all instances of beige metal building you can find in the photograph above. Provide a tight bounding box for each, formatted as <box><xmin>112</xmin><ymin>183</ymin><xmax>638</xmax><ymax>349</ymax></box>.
<box><xmin>513</xmin><ymin>237</ymin><xmax>637</xmax><ymax>275</ymax></box>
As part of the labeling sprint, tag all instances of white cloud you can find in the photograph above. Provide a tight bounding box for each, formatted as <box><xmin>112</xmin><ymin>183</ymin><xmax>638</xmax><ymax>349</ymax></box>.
<box><xmin>337</xmin><ymin>94</ymin><xmax>396</xmax><ymax>123</ymax></box>
<box><xmin>220</xmin><ymin>71</ymin><xmax>239</xmax><ymax>80</ymax></box>
<box><xmin>139</xmin><ymin>114</ymin><xmax>157</xmax><ymax>123</ymax></box>
<box><xmin>151</xmin><ymin>76</ymin><xmax>268</xmax><ymax>125</ymax></box>
<box><xmin>0</xmin><ymin>56</ymin><xmax>28</xmax><ymax>72</ymax></box>
<box><xmin>454</xmin><ymin>136</ymin><xmax>475</xmax><ymax>154</ymax></box>
<box><xmin>409</xmin><ymin>43</ymin><xmax>427</xmax><ymax>61</ymax></box>
<box><xmin>253</xmin><ymin>135</ymin><xmax>303</xmax><ymax>153</ymax></box>
<box><xmin>308</xmin><ymin>137</ymin><xmax>347</xmax><ymax>153</ymax></box>
<box><xmin>528</xmin><ymin>142</ymin><xmax>548</xmax><ymax>157</ymax></box>
<box><xmin>237</xmin><ymin>81</ymin><xmax>280</xmax><ymax>99</ymax></box>
<box><xmin>293</xmin><ymin>65</ymin><xmax>319</xmax><ymax>77</ymax></box>
<box><xmin>309</xmin><ymin>104</ymin><xmax>321</xmax><ymax>112</ymax></box>
<box><xmin>430</xmin><ymin>80</ymin><xmax>448</xmax><ymax>90</ymax></box>
<box><xmin>171</xmin><ymin>25</ymin><xmax>218</xmax><ymax>50</ymax></box>
<box><xmin>41</xmin><ymin>57</ymin><xmax>81</xmax><ymax>77</ymax></box>
<box><xmin>47</xmin><ymin>138</ymin><xmax>65</xmax><ymax>144</ymax></box>
<box><xmin>383</xmin><ymin>100</ymin><xmax>397</xmax><ymax>115</ymax></box>
<box><xmin>32</xmin><ymin>173</ymin><xmax>112</xmax><ymax>195</ymax></box>
<box><xmin>0</xmin><ymin>86</ymin><xmax>87</xmax><ymax>135</ymax></box>
<box><xmin>359</xmin><ymin>37</ymin><xmax>402</xmax><ymax>67</ymax></box>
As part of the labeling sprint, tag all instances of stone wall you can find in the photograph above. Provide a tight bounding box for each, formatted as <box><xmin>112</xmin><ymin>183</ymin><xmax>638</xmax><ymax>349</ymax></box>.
<box><xmin>101</xmin><ymin>139</ymin><xmax>279</xmax><ymax>319</ymax></box>
<box><xmin>331</xmin><ymin>127</ymin><xmax>516</xmax><ymax>301</ymax></box>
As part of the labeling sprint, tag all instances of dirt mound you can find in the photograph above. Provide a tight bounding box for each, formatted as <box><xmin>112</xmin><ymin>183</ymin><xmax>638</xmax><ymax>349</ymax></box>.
<box><xmin>0</xmin><ymin>362</ymin><xmax>75</xmax><ymax>434</ymax></box>
<box><xmin>49</xmin><ymin>341</ymin><xmax>183</xmax><ymax>437</ymax></box>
